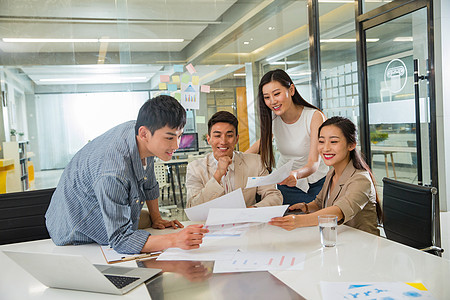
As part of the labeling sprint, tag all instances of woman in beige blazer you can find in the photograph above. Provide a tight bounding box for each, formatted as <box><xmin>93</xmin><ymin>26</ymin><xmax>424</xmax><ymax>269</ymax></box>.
<box><xmin>270</xmin><ymin>116</ymin><xmax>382</xmax><ymax>235</ymax></box>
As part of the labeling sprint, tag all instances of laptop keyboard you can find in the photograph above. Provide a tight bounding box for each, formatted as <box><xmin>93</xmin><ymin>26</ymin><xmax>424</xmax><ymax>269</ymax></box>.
<box><xmin>104</xmin><ymin>275</ymin><xmax>139</xmax><ymax>289</ymax></box>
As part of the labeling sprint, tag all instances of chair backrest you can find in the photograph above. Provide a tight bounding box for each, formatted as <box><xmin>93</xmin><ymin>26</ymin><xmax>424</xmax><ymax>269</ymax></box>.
<box><xmin>0</xmin><ymin>188</ymin><xmax>55</xmax><ymax>245</ymax></box>
<box><xmin>382</xmin><ymin>177</ymin><xmax>439</xmax><ymax>250</ymax></box>
<box><xmin>154</xmin><ymin>163</ymin><xmax>168</xmax><ymax>186</ymax></box>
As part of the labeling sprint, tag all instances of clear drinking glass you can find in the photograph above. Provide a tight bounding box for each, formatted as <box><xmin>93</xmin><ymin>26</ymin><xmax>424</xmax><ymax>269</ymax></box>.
<box><xmin>318</xmin><ymin>215</ymin><xmax>338</xmax><ymax>247</ymax></box>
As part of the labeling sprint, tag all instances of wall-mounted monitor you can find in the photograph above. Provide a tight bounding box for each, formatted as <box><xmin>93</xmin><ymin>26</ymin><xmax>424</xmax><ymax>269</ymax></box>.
<box><xmin>178</xmin><ymin>132</ymin><xmax>199</xmax><ymax>153</ymax></box>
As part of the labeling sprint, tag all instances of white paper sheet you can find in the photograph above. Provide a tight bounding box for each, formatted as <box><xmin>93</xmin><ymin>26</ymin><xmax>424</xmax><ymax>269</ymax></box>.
<box><xmin>245</xmin><ymin>160</ymin><xmax>294</xmax><ymax>188</ymax></box>
<box><xmin>205</xmin><ymin>205</ymin><xmax>288</xmax><ymax>226</ymax></box>
<box><xmin>320</xmin><ymin>282</ymin><xmax>436</xmax><ymax>300</ymax></box>
<box><xmin>213</xmin><ymin>251</ymin><xmax>306</xmax><ymax>273</ymax></box>
<box><xmin>184</xmin><ymin>188</ymin><xmax>246</xmax><ymax>221</ymax></box>
<box><xmin>204</xmin><ymin>223</ymin><xmax>251</xmax><ymax>237</ymax></box>
<box><xmin>156</xmin><ymin>239</ymin><xmax>239</xmax><ymax>261</ymax></box>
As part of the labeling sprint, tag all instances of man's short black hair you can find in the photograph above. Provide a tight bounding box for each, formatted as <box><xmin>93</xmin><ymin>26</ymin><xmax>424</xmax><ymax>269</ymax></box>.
<box><xmin>135</xmin><ymin>95</ymin><xmax>186</xmax><ymax>135</ymax></box>
<box><xmin>207</xmin><ymin>111</ymin><xmax>238</xmax><ymax>135</ymax></box>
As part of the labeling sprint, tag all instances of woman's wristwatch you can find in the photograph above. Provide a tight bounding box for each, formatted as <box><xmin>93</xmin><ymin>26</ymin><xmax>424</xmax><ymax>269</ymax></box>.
<box><xmin>304</xmin><ymin>202</ymin><xmax>310</xmax><ymax>214</ymax></box>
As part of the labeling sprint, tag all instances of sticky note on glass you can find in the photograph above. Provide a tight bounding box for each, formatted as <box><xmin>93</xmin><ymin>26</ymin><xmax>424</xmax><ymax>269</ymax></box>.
<box><xmin>168</xmin><ymin>84</ymin><xmax>177</xmax><ymax>92</ymax></box>
<box><xmin>172</xmin><ymin>75</ymin><xmax>180</xmax><ymax>83</ymax></box>
<box><xmin>196</xmin><ymin>116</ymin><xmax>206</xmax><ymax>123</ymax></box>
<box><xmin>159</xmin><ymin>83</ymin><xmax>167</xmax><ymax>90</ymax></box>
<box><xmin>181</xmin><ymin>74</ymin><xmax>190</xmax><ymax>84</ymax></box>
<box><xmin>192</xmin><ymin>76</ymin><xmax>199</xmax><ymax>85</ymax></box>
<box><xmin>186</xmin><ymin>63</ymin><xmax>196</xmax><ymax>74</ymax></box>
<box><xmin>174</xmin><ymin>64</ymin><xmax>184</xmax><ymax>73</ymax></box>
<box><xmin>201</xmin><ymin>85</ymin><xmax>210</xmax><ymax>93</ymax></box>
<box><xmin>160</xmin><ymin>75</ymin><xmax>170</xmax><ymax>82</ymax></box>
<box><xmin>174</xmin><ymin>92</ymin><xmax>181</xmax><ymax>101</ymax></box>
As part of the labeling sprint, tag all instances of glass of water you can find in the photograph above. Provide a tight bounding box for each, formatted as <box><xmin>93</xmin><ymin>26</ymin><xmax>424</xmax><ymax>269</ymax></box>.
<box><xmin>318</xmin><ymin>215</ymin><xmax>338</xmax><ymax>247</ymax></box>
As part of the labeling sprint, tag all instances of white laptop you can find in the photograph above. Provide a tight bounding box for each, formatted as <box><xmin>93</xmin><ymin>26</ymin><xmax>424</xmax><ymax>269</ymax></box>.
<box><xmin>3</xmin><ymin>250</ymin><xmax>161</xmax><ymax>295</ymax></box>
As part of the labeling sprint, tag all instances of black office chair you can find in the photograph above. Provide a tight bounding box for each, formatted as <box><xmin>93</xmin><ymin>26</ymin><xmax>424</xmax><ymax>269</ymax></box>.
<box><xmin>382</xmin><ymin>177</ymin><xmax>443</xmax><ymax>256</ymax></box>
<box><xmin>0</xmin><ymin>188</ymin><xmax>55</xmax><ymax>245</ymax></box>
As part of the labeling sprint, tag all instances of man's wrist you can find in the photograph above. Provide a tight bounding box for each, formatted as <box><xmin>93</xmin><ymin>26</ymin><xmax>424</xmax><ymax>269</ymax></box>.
<box><xmin>214</xmin><ymin>170</ymin><xmax>226</xmax><ymax>183</ymax></box>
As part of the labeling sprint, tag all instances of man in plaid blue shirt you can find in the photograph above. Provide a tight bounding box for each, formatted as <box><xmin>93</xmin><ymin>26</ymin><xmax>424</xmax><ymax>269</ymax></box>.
<box><xmin>46</xmin><ymin>95</ymin><xmax>208</xmax><ymax>254</ymax></box>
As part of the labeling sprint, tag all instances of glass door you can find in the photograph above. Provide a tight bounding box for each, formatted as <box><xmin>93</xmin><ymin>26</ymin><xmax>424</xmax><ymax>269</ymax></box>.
<box><xmin>364</xmin><ymin>7</ymin><xmax>434</xmax><ymax>187</ymax></box>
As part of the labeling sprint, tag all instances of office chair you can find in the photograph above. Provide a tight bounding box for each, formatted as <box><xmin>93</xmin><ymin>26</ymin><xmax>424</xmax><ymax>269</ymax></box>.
<box><xmin>382</xmin><ymin>177</ymin><xmax>443</xmax><ymax>256</ymax></box>
<box><xmin>0</xmin><ymin>188</ymin><xmax>55</xmax><ymax>245</ymax></box>
<box><xmin>154</xmin><ymin>163</ymin><xmax>176</xmax><ymax>216</ymax></box>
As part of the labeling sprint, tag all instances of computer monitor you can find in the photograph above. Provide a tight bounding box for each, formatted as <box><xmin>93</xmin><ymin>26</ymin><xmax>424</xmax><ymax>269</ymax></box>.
<box><xmin>178</xmin><ymin>133</ymin><xmax>199</xmax><ymax>152</ymax></box>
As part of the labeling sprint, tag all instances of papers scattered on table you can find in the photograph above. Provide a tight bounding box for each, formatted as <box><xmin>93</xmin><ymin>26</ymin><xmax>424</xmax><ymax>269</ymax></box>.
<box><xmin>245</xmin><ymin>160</ymin><xmax>294</xmax><ymax>188</ymax></box>
<box><xmin>213</xmin><ymin>251</ymin><xmax>306</xmax><ymax>273</ymax></box>
<box><xmin>100</xmin><ymin>246</ymin><xmax>161</xmax><ymax>264</ymax></box>
<box><xmin>320</xmin><ymin>282</ymin><xmax>436</xmax><ymax>300</ymax></box>
<box><xmin>205</xmin><ymin>205</ymin><xmax>289</xmax><ymax>226</ymax></box>
<box><xmin>184</xmin><ymin>188</ymin><xmax>246</xmax><ymax>221</ymax></box>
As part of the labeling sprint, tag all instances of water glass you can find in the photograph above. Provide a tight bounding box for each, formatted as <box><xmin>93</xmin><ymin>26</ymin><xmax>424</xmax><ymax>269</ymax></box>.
<box><xmin>318</xmin><ymin>215</ymin><xmax>338</xmax><ymax>247</ymax></box>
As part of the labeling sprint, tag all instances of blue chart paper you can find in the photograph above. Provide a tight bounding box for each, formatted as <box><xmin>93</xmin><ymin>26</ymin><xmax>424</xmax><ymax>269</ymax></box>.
<box><xmin>320</xmin><ymin>282</ymin><xmax>436</xmax><ymax>300</ymax></box>
<box><xmin>173</xmin><ymin>64</ymin><xmax>184</xmax><ymax>73</ymax></box>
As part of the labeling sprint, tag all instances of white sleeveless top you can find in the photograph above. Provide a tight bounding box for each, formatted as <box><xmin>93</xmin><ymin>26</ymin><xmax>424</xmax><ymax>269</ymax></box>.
<box><xmin>273</xmin><ymin>107</ymin><xmax>328</xmax><ymax>192</ymax></box>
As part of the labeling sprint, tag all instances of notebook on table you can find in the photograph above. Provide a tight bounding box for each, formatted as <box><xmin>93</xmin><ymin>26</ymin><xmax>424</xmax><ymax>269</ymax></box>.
<box><xmin>3</xmin><ymin>250</ymin><xmax>161</xmax><ymax>295</ymax></box>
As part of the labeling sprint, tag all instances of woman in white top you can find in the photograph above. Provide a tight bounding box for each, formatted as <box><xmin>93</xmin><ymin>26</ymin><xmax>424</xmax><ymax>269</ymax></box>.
<box><xmin>247</xmin><ymin>69</ymin><xmax>328</xmax><ymax>205</ymax></box>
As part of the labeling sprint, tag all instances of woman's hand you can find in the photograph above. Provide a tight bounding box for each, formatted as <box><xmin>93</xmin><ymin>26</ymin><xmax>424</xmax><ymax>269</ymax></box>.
<box><xmin>278</xmin><ymin>171</ymin><xmax>298</xmax><ymax>187</ymax></box>
<box><xmin>269</xmin><ymin>215</ymin><xmax>299</xmax><ymax>231</ymax></box>
<box><xmin>288</xmin><ymin>202</ymin><xmax>308</xmax><ymax>213</ymax></box>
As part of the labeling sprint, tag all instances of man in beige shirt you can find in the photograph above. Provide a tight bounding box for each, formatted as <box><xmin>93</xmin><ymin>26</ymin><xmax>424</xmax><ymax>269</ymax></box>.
<box><xmin>186</xmin><ymin>111</ymin><xmax>283</xmax><ymax>208</ymax></box>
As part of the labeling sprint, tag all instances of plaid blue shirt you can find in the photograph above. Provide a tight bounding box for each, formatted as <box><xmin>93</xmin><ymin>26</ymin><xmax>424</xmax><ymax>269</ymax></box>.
<box><xmin>45</xmin><ymin>121</ymin><xmax>159</xmax><ymax>254</ymax></box>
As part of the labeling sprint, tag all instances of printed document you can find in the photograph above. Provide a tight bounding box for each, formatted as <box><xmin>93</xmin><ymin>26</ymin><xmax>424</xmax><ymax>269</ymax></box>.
<box><xmin>157</xmin><ymin>238</ymin><xmax>239</xmax><ymax>261</ymax></box>
<box><xmin>205</xmin><ymin>205</ymin><xmax>289</xmax><ymax>226</ymax></box>
<box><xmin>245</xmin><ymin>160</ymin><xmax>294</xmax><ymax>188</ymax></box>
<box><xmin>213</xmin><ymin>251</ymin><xmax>306</xmax><ymax>273</ymax></box>
<box><xmin>185</xmin><ymin>188</ymin><xmax>246</xmax><ymax>221</ymax></box>
<box><xmin>320</xmin><ymin>282</ymin><xmax>436</xmax><ymax>300</ymax></box>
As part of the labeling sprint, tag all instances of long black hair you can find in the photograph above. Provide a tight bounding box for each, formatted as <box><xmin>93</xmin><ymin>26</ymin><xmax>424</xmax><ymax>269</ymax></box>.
<box><xmin>318</xmin><ymin>116</ymin><xmax>383</xmax><ymax>224</ymax></box>
<box><xmin>257</xmin><ymin>69</ymin><xmax>319</xmax><ymax>172</ymax></box>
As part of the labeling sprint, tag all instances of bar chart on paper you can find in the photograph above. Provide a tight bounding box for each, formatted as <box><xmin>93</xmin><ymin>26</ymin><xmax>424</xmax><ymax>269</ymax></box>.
<box><xmin>213</xmin><ymin>251</ymin><xmax>306</xmax><ymax>273</ymax></box>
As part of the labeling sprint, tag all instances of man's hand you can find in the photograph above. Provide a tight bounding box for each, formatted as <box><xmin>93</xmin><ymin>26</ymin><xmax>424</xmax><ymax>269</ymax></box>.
<box><xmin>170</xmin><ymin>224</ymin><xmax>209</xmax><ymax>250</ymax></box>
<box><xmin>151</xmin><ymin>217</ymin><xmax>184</xmax><ymax>230</ymax></box>
<box><xmin>213</xmin><ymin>156</ymin><xmax>232</xmax><ymax>183</ymax></box>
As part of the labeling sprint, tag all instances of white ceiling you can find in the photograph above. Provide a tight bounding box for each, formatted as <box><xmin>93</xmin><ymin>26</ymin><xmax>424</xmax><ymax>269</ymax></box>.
<box><xmin>0</xmin><ymin>0</ymin><xmax>405</xmax><ymax>88</ymax></box>
<box><xmin>0</xmin><ymin>0</ymin><xmax>235</xmax><ymax>53</ymax></box>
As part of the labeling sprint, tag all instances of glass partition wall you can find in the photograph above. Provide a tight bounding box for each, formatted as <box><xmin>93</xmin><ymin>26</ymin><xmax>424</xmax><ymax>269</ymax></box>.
<box><xmin>0</xmin><ymin>0</ymin><xmax>315</xmax><ymax>193</ymax></box>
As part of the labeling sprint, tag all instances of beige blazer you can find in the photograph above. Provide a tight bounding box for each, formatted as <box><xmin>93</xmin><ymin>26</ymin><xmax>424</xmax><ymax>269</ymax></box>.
<box><xmin>314</xmin><ymin>160</ymin><xmax>379</xmax><ymax>235</ymax></box>
<box><xmin>186</xmin><ymin>152</ymin><xmax>282</xmax><ymax>208</ymax></box>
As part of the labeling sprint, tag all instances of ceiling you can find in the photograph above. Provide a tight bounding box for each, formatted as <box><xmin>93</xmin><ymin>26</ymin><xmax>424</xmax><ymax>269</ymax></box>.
<box><xmin>0</xmin><ymin>0</ymin><xmax>411</xmax><ymax>91</ymax></box>
<box><xmin>0</xmin><ymin>0</ymin><xmax>316</xmax><ymax>89</ymax></box>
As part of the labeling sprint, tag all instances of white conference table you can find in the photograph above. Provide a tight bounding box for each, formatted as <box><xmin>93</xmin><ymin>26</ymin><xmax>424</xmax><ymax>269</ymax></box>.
<box><xmin>1</xmin><ymin>222</ymin><xmax>450</xmax><ymax>299</ymax></box>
